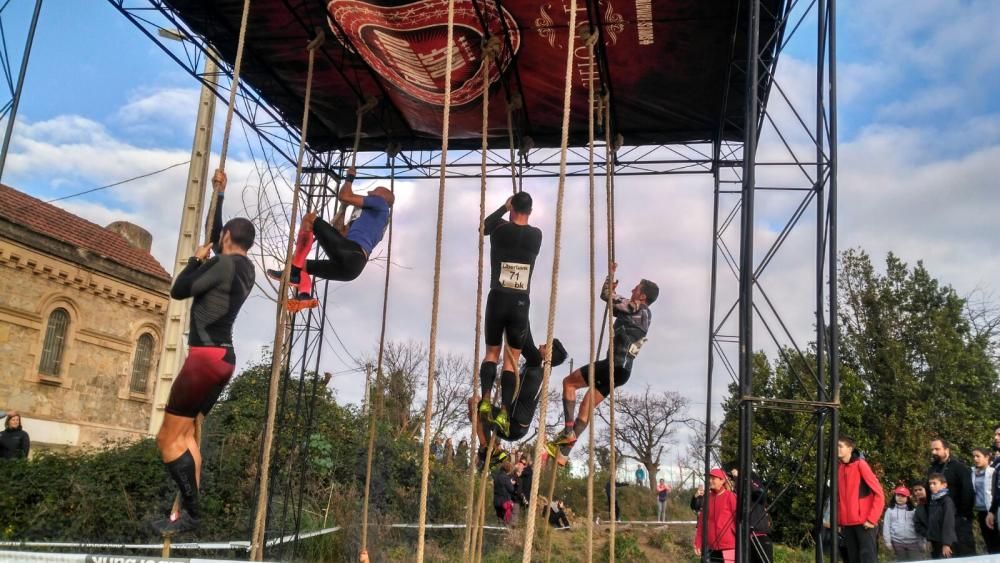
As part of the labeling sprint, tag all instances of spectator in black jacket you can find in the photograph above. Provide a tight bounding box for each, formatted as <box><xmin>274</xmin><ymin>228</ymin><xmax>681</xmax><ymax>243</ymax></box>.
<box><xmin>927</xmin><ymin>473</ymin><xmax>957</xmax><ymax>558</ymax></box>
<box><xmin>0</xmin><ymin>412</ymin><xmax>29</xmax><ymax>459</ymax></box>
<box><xmin>913</xmin><ymin>481</ymin><xmax>930</xmax><ymax>539</ymax></box>
<box><xmin>516</xmin><ymin>455</ymin><xmax>534</xmax><ymax>506</ymax></box>
<box><xmin>927</xmin><ymin>438</ymin><xmax>975</xmax><ymax>555</ymax></box>
<box><xmin>691</xmin><ymin>485</ymin><xmax>705</xmax><ymax>513</ymax></box>
<box><xmin>988</xmin><ymin>425</ymin><xmax>1000</xmax><ymax>541</ymax></box>
<box><xmin>493</xmin><ymin>460</ymin><xmax>516</xmax><ymax>524</ymax></box>
<box><xmin>730</xmin><ymin>467</ymin><xmax>773</xmax><ymax>563</ymax></box>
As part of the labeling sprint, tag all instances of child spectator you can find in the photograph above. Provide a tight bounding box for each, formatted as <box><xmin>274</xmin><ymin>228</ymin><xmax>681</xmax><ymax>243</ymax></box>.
<box><xmin>927</xmin><ymin>473</ymin><xmax>957</xmax><ymax>559</ymax></box>
<box><xmin>883</xmin><ymin>484</ymin><xmax>925</xmax><ymax>560</ymax></box>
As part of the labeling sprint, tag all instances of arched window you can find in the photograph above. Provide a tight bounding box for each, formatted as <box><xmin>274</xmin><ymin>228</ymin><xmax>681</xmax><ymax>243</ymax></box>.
<box><xmin>129</xmin><ymin>333</ymin><xmax>156</xmax><ymax>394</ymax></box>
<box><xmin>39</xmin><ymin>308</ymin><xmax>70</xmax><ymax>376</ymax></box>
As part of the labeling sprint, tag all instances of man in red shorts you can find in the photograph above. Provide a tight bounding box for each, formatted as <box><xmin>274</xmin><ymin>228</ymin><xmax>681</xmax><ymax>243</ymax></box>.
<box><xmin>153</xmin><ymin>170</ymin><xmax>256</xmax><ymax>534</ymax></box>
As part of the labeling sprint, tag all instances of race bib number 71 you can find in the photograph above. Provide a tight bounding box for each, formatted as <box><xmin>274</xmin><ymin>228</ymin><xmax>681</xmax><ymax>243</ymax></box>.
<box><xmin>500</xmin><ymin>262</ymin><xmax>530</xmax><ymax>290</ymax></box>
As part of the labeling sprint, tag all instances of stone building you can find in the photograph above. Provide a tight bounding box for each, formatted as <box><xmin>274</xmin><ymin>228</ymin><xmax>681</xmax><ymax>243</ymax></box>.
<box><xmin>0</xmin><ymin>183</ymin><xmax>170</xmax><ymax>449</ymax></box>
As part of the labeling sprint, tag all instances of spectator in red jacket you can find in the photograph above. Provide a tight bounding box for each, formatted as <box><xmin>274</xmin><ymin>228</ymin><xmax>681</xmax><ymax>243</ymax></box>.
<box><xmin>837</xmin><ymin>436</ymin><xmax>885</xmax><ymax>563</ymax></box>
<box><xmin>695</xmin><ymin>468</ymin><xmax>737</xmax><ymax>562</ymax></box>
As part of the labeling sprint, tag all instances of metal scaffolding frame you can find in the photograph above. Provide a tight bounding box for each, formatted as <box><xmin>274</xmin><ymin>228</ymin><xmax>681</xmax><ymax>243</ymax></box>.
<box><xmin>252</xmin><ymin>154</ymin><xmax>344</xmax><ymax>560</ymax></box>
<box><xmin>106</xmin><ymin>1</ymin><xmax>839</xmax><ymax>561</ymax></box>
<box><xmin>702</xmin><ymin>0</ymin><xmax>840</xmax><ymax>561</ymax></box>
<box><xmin>0</xmin><ymin>0</ymin><xmax>43</xmax><ymax>182</ymax></box>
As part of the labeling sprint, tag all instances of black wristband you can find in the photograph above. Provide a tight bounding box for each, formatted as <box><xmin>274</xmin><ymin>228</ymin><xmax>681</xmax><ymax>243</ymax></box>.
<box><xmin>345</xmin><ymin>174</ymin><xmax>356</xmax><ymax>182</ymax></box>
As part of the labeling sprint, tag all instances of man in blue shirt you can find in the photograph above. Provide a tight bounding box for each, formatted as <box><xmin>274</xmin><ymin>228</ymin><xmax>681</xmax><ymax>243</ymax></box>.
<box><xmin>268</xmin><ymin>167</ymin><xmax>393</xmax><ymax>296</ymax></box>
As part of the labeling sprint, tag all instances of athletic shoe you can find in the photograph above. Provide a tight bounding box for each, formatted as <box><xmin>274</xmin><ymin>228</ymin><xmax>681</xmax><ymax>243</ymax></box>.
<box><xmin>477</xmin><ymin>398</ymin><xmax>494</xmax><ymax>422</ymax></box>
<box><xmin>477</xmin><ymin>446</ymin><xmax>509</xmax><ymax>471</ymax></box>
<box><xmin>267</xmin><ymin>267</ymin><xmax>300</xmax><ymax>285</ymax></box>
<box><xmin>152</xmin><ymin>509</ymin><xmax>200</xmax><ymax>535</ymax></box>
<box><xmin>544</xmin><ymin>442</ymin><xmax>569</xmax><ymax>467</ymax></box>
<box><xmin>493</xmin><ymin>410</ymin><xmax>510</xmax><ymax>436</ymax></box>
<box><xmin>491</xmin><ymin>449</ymin><xmax>509</xmax><ymax>470</ymax></box>
<box><xmin>552</xmin><ymin>427</ymin><xmax>578</xmax><ymax>448</ymax></box>
<box><xmin>286</xmin><ymin>294</ymin><xmax>319</xmax><ymax>313</ymax></box>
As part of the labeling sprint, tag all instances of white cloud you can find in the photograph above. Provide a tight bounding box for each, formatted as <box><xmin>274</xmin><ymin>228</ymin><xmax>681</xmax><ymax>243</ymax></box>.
<box><xmin>115</xmin><ymin>87</ymin><xmax>201</xmax><ymax>134</ymax></box>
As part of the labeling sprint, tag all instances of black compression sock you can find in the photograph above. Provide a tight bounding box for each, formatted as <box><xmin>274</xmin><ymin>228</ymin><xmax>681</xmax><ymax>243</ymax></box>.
<box><xmin>563</xmin><ymin>398</ymin><xmax>576</xmax><ymax>427</ymax></box>
<box><xmin>500</xmin><ymin>370</ymin><xmax>516</xmax><ymax>408</ymax></box>
<box><xmin>165</xmin><ymin>450</ymin><xmax>199</xmax><ymax>518</ymax></box>
<box><xmin>479</xmin><ymin>361</ymin><xmax>498</xmax><ymax>398</ymax></box>
<box><xmin>573</xmin><ymin>418</ymin><xmax>589</xmax><ymax>438</ymax></box>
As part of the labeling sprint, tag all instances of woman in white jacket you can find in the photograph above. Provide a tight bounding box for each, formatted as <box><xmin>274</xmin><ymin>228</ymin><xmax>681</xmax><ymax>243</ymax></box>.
<box><xmin>883</xmin><ymin>485</ymin><xmax>925</xmax><ymax>561</ymax></box>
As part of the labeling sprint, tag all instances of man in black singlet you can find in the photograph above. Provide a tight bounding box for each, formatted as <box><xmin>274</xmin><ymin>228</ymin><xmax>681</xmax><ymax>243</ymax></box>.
<box><xmin>476</xmin><ymin>192</ymin><xmax>542</xmax><ymax>425</ymax></box>
<box><xmin>153</xmin><ymin>170</ymin><xmax>256</xmax><ymax>534</ymax></box>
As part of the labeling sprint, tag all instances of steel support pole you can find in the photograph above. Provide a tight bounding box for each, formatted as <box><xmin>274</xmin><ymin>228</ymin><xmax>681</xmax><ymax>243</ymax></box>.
<box><xmin>813</xmin><ymin>0</ymin><xmax>829</xmax><ymax>559</ymax></box>
<box><xmin>737</xmin><ymin>0</ymin><xmax>761</xmax><ymax>561</ymax></box>
<box><xmin>0</xmin><ymin>0</ymin><xmax>43</xmax><ymax>182</ymax></box>
<box><xmin>702</xmin><ymin>160</ymin><xmax>723</xmax><ymax>563</ymax></box>
<box><xmin>827</xmin><ymin>0</ymin><xmax>841</xmax><ymax>558</ymax></box>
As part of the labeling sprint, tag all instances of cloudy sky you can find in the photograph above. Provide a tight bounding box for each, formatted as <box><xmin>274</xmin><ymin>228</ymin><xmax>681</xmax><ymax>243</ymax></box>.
<box><xmin>3</xmin><ymin>1</ymin><xmax>998</xmax><ymax>472</ymax></box>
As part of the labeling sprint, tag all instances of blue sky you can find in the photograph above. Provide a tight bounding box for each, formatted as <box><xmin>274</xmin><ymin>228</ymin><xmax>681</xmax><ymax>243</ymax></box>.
<box><xmin>4</xmin><ymin>1</ymin><xmax>999</xmax><ymax>472</ymax></box>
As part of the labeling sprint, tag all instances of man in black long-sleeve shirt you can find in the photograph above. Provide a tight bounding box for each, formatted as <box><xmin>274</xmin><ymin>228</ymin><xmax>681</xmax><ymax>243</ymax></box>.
<box><xmin>927</xmin><ymin>438</ymin><xmax>975</xmax><ymax>555</ymax></box>
<box><xmin>475</xmin><ymin>192</ymin><xmax>542</xmax><ymax>430</ymax></box>
<box><xmin>154</xmin><ymin>170</ymin><xmax>256</xmax><ymax>535</ymax></box>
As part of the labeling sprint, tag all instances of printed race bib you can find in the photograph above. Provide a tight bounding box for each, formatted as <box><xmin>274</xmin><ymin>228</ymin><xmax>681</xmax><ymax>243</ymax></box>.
<box><xmin>499</xmin><ymin>261</ymin><xmax>530</xmax><ymax>290</ymax></box>
<box><xmin>628</xmin><ymin>337</ymin><xmax>648</xmax><ymax>358</ymax></box>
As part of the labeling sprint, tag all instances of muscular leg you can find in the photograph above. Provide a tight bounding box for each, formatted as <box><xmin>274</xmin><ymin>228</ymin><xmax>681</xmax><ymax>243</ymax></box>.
<box><xmin>502</xmin><ymin>346</ymin><xmax>521</xmax><ymax>374</ymax></box>
<box><xmin>157</xmin><ymin>413</ymin><xmax>194</xmax><ymax>463</ymax></box>
<box><xmin>572</xmin><ymin>387</ymin><xmax>606</xmax><ymax>438</ymax></box>
<box><xmin>562</xmin><ymin>369</ymin><xmax>587</xmax><ymax>425</ymax></box>
<box><xmin>184</xmin><ymin>414</ymin><xmax>205</xmax><ymax>487</ymax></box>
<box><xmin>576</xmin><ymin>388</ymin><xmax>607</xmax><ymax>427</ymax></box>
<box><xmin>306</xmin><ymin>217</ymin><xmax>367</xmax><ymax>281</ymax></box>
<box><xmin>480</xmin><ymin>346</ymin><xmax>500</xmax><ymax>398</ymax></box>
<box><xmin>157</xmin><ymin>413</ymin><xmax>200</xmax><ymax>518</ymax></box>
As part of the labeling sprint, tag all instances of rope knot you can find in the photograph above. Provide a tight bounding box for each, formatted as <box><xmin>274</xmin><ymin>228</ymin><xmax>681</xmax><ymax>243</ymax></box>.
<box><xmin>357</xmin><ymin>95</ymin><xmax>379</xmax><ymax>116</ymax></box>
<box><xmin>507</xmin><ymin>92</ymin><xmax>523</xmax><ymax>113</ymax></box>
<box><xmin>481</xmin><ymin>36</ymin><xmax>503</xmax><ymax>60</ymax></box>
<box><xmin>579</xmin><ymin>25</ymin><xmax>599</xmax><ymax>47</ymax></box>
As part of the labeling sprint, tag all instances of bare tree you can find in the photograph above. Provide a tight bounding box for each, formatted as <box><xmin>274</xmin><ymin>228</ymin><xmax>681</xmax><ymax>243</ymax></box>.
<box><xmin>358</xmin><ymin>340</ymin><xmax>426</xmax><ymax>434</ymax></box>
<box><xmin>416</xmin><ymin>351</ymin><xmax>474</xmax><ymax>442</ymax></box>
<box><xmin>676</xmin><ymin>420</ymin><xmax>720</xmax><ymax>489</ymax></box>
<box><xmin>596</xmin><ymin>385</ymin><xmax>690</xmax><ymax>492</ymax></box>
<box><xmin>965</xmin><ymin>287</ymin><xmax>1000</xmax><ymax>363</ymax></box>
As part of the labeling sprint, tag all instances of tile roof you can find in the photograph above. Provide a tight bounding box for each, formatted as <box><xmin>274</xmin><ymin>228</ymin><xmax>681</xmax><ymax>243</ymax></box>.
<box><xmin>0</xmin><ymin>183</ymin><xmax>171</xmax><ymax>281</ymax></box>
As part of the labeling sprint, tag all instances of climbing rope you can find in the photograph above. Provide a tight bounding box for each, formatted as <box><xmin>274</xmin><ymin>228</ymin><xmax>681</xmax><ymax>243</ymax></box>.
<box><xmin>506</xmin><ymin>93</ymin><xmax>522</xmax><ymax>194</ymax></box>
<box><xmin>462</xmin><ymin>35</ymin><xmax>498</xmax><ymax>560</ymax></box>
<box><xmin>521</xmin><ymin>1</ymin><xmax>579</xmax><ymax>559</ymax></box>
<box><xmin>604</xmin><ymin>97</ymin><xmax>620</xmax><ymax>563</ymax></box>
<box><xmin>331</xmin><ymin>96</ymin><xmax>378</xmax><ymax>222</ymax></box>
<box><xmin>415</xmin><ymin>0</ymin><xmax>456</xmax><ymax>559</ymax></box>
<box><xmin>472</xmin><ymin>435</ymin><xmax>497</xmax><ymax>563</ymax></box>
<box><xmin>540</xmin><ymin>452</ymin><xmax>562</xmax><ymax>563</ymax></box>
<box><xmin>249</xmin><ymin>30</ymin><xmax>324</xmax><ymax>562</ymax></box>
<box><xmin>203</xmin><ymin>0</ymin><xmax>252</xmax><ymax>243</ymax></box>
<box><xmin>581</xmin><ymin>24</ymin><xmax>599</xmax><ymax>563</ymax></box>
<box><xmin>359</xmin><ymin>146</ymin><xmax>398</xmax><ymax>555</ymax></box>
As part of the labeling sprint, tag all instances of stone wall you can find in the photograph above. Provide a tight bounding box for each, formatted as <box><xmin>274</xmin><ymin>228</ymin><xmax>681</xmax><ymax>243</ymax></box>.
<box><xmin>0</xmin><ymin>238</ymin><xmax>168</xmax><ymax>449</ymax></box>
